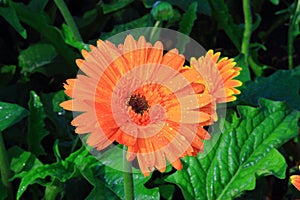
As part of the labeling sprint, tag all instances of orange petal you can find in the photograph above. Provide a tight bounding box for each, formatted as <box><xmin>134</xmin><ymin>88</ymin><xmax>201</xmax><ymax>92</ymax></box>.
<box><xmin>291</xmin><ymin>175</ymin><xmax>300</xmax><ymax>191</ymax></box>
<box><xmin>171</xmin><ymin>159</ymin><xmax>183</xmax><ymax>170</ymax></box>
<box><xmin>59</xmin><ymin>100</ymin><xmax>73</xmax><ymax>111</ymax></box>
<box><xmin>161</xmin><ymin>49</ymin><xmax>185</xmax><ymax>71</ymax></box>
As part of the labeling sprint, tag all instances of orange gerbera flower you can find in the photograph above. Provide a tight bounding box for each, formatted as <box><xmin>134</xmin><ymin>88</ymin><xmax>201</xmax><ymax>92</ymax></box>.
<box><xmin>60</xmin><ymin>35</ymin><xmax>222</xmax><ymax>176</ymax></box>
<box><xmin>190</xmin><ymin>50</ymin><xmax>242</xmax><ymax>103</ymax></box>
<box><xmin>291</xmin><ymin>175</ymin><xmax>300</xmax><ymax>191</ymax></box>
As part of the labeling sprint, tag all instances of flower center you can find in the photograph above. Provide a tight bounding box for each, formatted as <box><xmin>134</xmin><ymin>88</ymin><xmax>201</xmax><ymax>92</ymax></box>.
<box><xmin>127</xmin><ymin>94</ymin><xmax>149</xmax><ymax>114</ymax></box>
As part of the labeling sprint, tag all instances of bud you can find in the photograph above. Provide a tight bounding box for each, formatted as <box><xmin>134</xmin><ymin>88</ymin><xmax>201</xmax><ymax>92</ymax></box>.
<box><xmin>151</xmin><ymin>1</ymin><xmax>174</xmax><ymax>21</ymax></box>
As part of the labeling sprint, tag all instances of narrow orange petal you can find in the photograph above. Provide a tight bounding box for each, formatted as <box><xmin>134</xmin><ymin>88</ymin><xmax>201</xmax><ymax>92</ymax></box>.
<box><xmin>161</xmin><ymin>49</ymin><xmax>185</xmax><ymax>71</ymax></box>
<box><xmin>59</xmin><ymin>100</ymin><xmax>73</xmax><ymax>111</ymax></box>
<box><xmin>171</xmin><ymin>159</ymin><xmax>183</xmax><ymax>170</ymax></box>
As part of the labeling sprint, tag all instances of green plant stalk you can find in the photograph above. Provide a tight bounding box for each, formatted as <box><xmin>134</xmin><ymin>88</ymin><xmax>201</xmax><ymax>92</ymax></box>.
<box><xmin>0</xmin><ymin>132</ymin><xmax>13</xmax><ymax>200</ymax></box>
<box><xmin>241</xmin><ymin>0</ymin><xmax>252</xmax><ymax>65</ymax></box>
<box><xmin>54</xmin><ymin>0</ymin><xmax>82</xmax><ymax>42</ymax></box>
<box><xmin>288</xmin><ymin>0</ymin><xmax>300</xmax><ymax>69</ymax></box>
<box><xmin>150</xmin><ymin>20</ymin><xmax>161</xmax><ymax>43</ymax></box>
<box><xmin>123</xmin><ymin>146</ymin><xmax>134</xmax><ymax>200</ymax></box>
<box><xmin>45</xmin><ymin>179</ymin><xmax>63</xmax><ymax>200</ymax></box>
<box><xmin>248</xmin><ymin>56</ymin><xmax>263</xmax><ymax>76</ymax></box>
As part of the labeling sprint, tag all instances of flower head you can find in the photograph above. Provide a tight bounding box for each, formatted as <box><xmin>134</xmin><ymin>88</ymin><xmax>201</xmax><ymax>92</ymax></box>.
<box><xmin>190</xmin><ymin>50</ymin><xmax>242</xmax><ymax>103</ymax></box>
<box><xmin>60</xmin><ymin>34</ymin><xmax>240</xmax><ymax>176</ymax></box>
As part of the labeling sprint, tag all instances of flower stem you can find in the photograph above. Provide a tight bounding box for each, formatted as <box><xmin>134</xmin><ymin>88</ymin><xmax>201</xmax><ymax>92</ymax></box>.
<box><xmin>54</xmin><ymin>0</ymin><xmax>83</xmax><ymax>42</ymax></box>
<box><xmin>241</xmin><ymin>0</ymin><xmax>252</xmax><ymax>65</ymax></box>
<box><xmin>0</xmin><ymin>132</ymin><xmax>13</xmax><ymax>200</ymax></box>
<box><xmin>123</xmin><ymin>146</ymin><xmax>134</xmax><ymax>200</ymax></box>
<box><xmin>150</xmin><ymin>20</ymin><xmax>161</xmax><ymax>43</ymax></box>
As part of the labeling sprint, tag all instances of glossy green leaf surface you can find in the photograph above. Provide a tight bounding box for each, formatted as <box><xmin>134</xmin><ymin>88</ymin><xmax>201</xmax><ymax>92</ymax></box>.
<box><xmin>166</xmin><ymin>99</ymin><xmax>300</xmax><ymax>200</ymax></box>
<box><xmin>10</xmin><ymin>1</ymin><xmax>78</xmax><ymax>71</ymax></box>
<box><xmin>61</xmin><ymin>24</ymin><xmax>89</xmax><ymax>51</ymax></box>
<box><xmin>15</xmin><ymin>147</ymin><xmax>85</xmax><ymax>199</ymax></box>
<box><xmin>27</xmin><ymin>91</ymin><xmax>49</xmax><ymax>156</ymax></box>
<box><xmin>0</xmin><ymin>102</ymin><xmax>28</xmax><ymax>132</ymax></box>
<box><xmin>8</xmin><ymin>146</ymin><xmax>42</xmax><ymax>175</ymax></box>
<box><xmin>239</xmin><ymin>67</ymin><xmax>300</xmax><ymax>110</ymax></box>
<box><xmin>18</xmin><ymin>43</ymin><xmax>57</xmax><ymax>74</ymax></box>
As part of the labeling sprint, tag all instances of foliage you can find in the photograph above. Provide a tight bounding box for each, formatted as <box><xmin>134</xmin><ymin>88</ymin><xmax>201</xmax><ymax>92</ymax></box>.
<box><xmin>0</xmin><ymin>0</ymin><xmax>299</xmax><ymax>199</ymax></box>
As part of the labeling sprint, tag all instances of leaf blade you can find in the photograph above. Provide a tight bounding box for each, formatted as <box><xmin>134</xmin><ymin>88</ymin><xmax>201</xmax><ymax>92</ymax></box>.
<box><xmin>18</xmin><ymin>43</ymin><xmax>57</xmax><ymax>74</ymax></box>
<box><xmin>0</xmin><ymin>6</ymin><xmax>27</xmax><ymax>38</ymax></box>
<box><xmin>0</xmin><ymin>102</ymin><xmax>28</xmax><ymax>132</ymax></box>
<box><xmin>166</xmin><ymin>99</ymin><xmax>300</xmax><ymax>199</ymax></box>
<box><xmin>27</xmin><ymin>91</ymin><xmax>49</xmax><ymax>156</ymax></box>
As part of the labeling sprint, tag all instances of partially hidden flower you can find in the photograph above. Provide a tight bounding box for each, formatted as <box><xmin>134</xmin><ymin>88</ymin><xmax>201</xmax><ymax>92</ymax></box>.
<box><xmin>190</xmin><ymin>50</ymin><xmax>242</xmax><ymax>103</ymax></box>
<box><xmin>291</xmin><ymin>166</ymin><xmax>300</xmax><ymax>191</ymax></box>
<box><xmin>187</xmin><ymin>50</ymin><xmax>242</xmax><ymax>122</ymax></box>
<box><xmin>60</xmin><ymin>34</ymin><xmax>241</xmax><ymax>176</ymax></box>
<box><xmin>291</xmin><ymin>175</ymin><xmax>300</xmax><ymax>191</ymax></box>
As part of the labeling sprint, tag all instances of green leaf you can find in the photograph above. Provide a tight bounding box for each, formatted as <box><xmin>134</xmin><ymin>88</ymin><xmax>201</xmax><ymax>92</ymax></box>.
<box><xmin>0</xmin><ymin>65</ymin><xmax>16</xmax><ymax>85</ymax></box>
<box><xmin>101</xmin><ymin>0</ymin><xmax>134</xmax><ymax>14</ymax></box>
<box><xmin>102</xmin><ymin>166</ymin><xmax>160</xmax><ymax>200</ymax></box>
<box><xmin>178</xmin><ymin>2</ymin><xmax>197</xmax><ymax>35</ymax></box>
<box><xmin>8</xmin><ymin>146</ymin><xmax>42</xmax><ymax>175</ymax></box>
<box><xmin>208</xmin><ymin>0</ymin><xmax>243</xmax><ymax>50</ymax></box>
<box><xmin>28</xmin><ymin>0</ymin><xmax>49</xmax><ymax>12</ymax></box>
<box><xmin>0</xmin><ymin>101</ymin><xmax>28</xmax><ymax>132</ymax></box>
<box><xmin>234</xmin><ymin>54</ymin><xmax>251</xmax><ymax>83</ymax></box>
<box><xmin>166</xmin><ymin>99</ymin><xmax>300</xmax><ymax>199</ymax></box>
<box><xmin>44</xmin><ymin>179</ymin><xmax>63</xmax><ymax>200</ymax></box>
<box><xmin>239</xmin><ymin>67</ymin><xmax>300</xmax><ymax>110</ymax></box>
<box><xmin>0</xmin><ymin>6</ymin><xmax>27</xmax><ymax>38</ymax></box>
<box><xmin>8</xmin><ymin>147</ymin><xmax>43</xmax><ymax>200</ymax></box>
<box><xmin>270</xmin><ymin>0</ymin><xmax>280</xmax><ymax>5</ymax></box>
<box><xmin>159</xmin><ymin>184</ymin><xmax>175</xmax><ymax>200</ymax></box>
<box><xmin>52</xmin><ymin>90</ymin><xmax>68</xmax><ymax>113</ymax></box>
<box><xmin>101</xmin><ymin>14</ymin><xmax>153</xmax><ymax>40</ymax></box>
<box><xmin>40</xmin><ymin>91</ymin><xmax>71</xmax><ymax>139</ymax></box>
<box><xmin>15</xmin><ymin>148</ymin><xmax>87</xmax><ymax>200</ymax></box>
<box><xmin>86</xmin><ymin>179</ymin><xmax>120</xmax><ymax>200</ymax></box>
<box><xmin>61</xmin><ymin>24</ymin><xmax>89</xmax><ymax>51</ymax></box>
<box><xmin>27</xmin><ymin>91</ymin><xmax>49</xmax><ymax>156</ymax></box>
<box><xmin>16</xmin><ymin>162</ymin><xmax>71</xmax><ymax>200</ymax></box>
<box><xmin>64</xmin><ymin>147</ymin><xmax>120</xmax><ymax>200</ymax></box>
<box><xmin>18</xmin><ymin>43</ymin><xmax>57</xmax><ymax>74</ymax></box>
<box><xmin>10</xmin><ymin>1</ymin><xmax>78</xmax><ymax>72</ymax></box>
<box><xmin>93</xmin><ymin>145</ymin><xmax>158</xmax><ymax>199</ymax></box>
<box><xmin>177</xmin><ymin>2</ymin><xmax>197</xmax><ymax>52</ymax></box>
